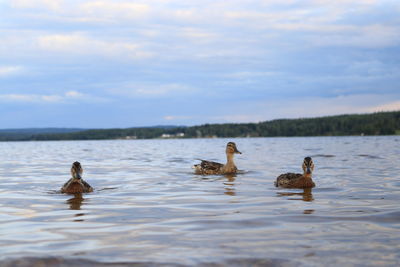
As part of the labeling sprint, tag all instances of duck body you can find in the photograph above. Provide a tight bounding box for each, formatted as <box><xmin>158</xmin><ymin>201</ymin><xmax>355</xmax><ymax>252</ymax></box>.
<box><xmin>275</xmin><ymin>157</ymin><xmax>316</xmax><ymax>189</ymax></box>
<box><xmin>275</xmin><ymin>173</ymin><xmax>315</xmax><ymax>188</ymax></box>
<box><xmin>61</xmin><ymin>161</ymin><xmax>93</xmax><ymax>194</ymax></box>
<box><xmin>194</xmin><ymin>160</ymin><xmax>237</xmax><ymax>175</ymax></box>
<box><xmin>193</xmin><ymin>142</ymin><xmax>241</xmax><ymax>175</ymax></box>
<box><xmin>61</xmin><ymin>178</ymin><xmax>93</xmax><ymax>194</ymax></box>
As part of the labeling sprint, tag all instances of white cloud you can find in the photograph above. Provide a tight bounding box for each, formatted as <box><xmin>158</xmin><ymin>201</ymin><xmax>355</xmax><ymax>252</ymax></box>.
<box><xmin>10</xmin><ymin>0</ymin><xmax>63</xmax><ymax>11</ymax></box>
<box><xmin>308</xmin><ymin>0</ymin><xmax>378</xmax><ymax>7</ymax></box>
<box><xmin>36</xmin><ymin>34</ymin><xmax>153</xmax><ymax>59</ymax></box>
<box><xmin>0</xmin><ymin>66</ymin><xmax>23</xmax><ymax>77</ymax></box>
<box><xmin>367</xmin><ymin>101</ymin><xmax>400</xmax><ymax>113</ymax></box>
<box><xmin>164</xmin><ymin>115</ymin><xmax>193</xmax><ymax>121</ymax></box>
<box><xmin>179</xmin><ymin>27</ymin><xmax>218</xmax><ymax>43</ymax></box>
<box><xmin>224</xmin><ymin>71</ymin><xmax>281</xmax><ymax>79</ymax></box>
<box><xmin>10</xmin><ymin>0</ymin><xmax>150</xmax><ymax>20</ymax></box>
<box><xmin>0</xmin><ymin>94</ymin><xmax>62</xmax><ymax>103</ymax></box>
<box><xmin>108</xmin><ymin>83</ymin><xmax>197</xmax><ymax>98</ymax></box>
<box><xmin>199</xmin><ymin>94</ymin><xmax>400</xmax><ymax>123</ymax></box>
<box><xmin>311</xmin><ymin>25</ymin><xmax>400</xmax><ymax>48</ymax></box>
<box><xmin>2</xmin><ymin>0</ymin><xmax>399</xmax><ymax>127</ymax></box>
<box><xmin>65</xmin><ymin>90</ymin><xmax>84</xmax><ymax>98</ymax></box>
<box><xmin>263</xmin><ymin>94</ymin><xmax>400</xmax><ymax>119</ymax></box>
<box><xmin>136</xmin><ymin>83</ymin><xmax>195</xmax><ymax>96</ymax></box>
<box><xmin>219</xmin><ymin>2</ymin><xmax>400</xmax><ymax>49</ymax></box>
<box><xmin>210</xmin><ymin>114</ymin><xmax>266</xmax><ymax>123</ymax></box>
<box><xmin>79</xmin><ymin>1</ymin><xmax>150</xmax><ymax>20</ymax></box>
<box><xmin>0</xmin><ymin>91</ymin><xmax>109</xmax><ymax>104</ymax></box>
<box><xmin>4</xmin><ymin>0</ymin><xmax>399</xmax><ymax>64</ymax></box>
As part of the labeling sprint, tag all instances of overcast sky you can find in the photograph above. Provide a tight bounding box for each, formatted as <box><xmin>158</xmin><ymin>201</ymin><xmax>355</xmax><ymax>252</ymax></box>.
<box><xmin>1</xmin><ymin>0</ymin><xmax>399</xmax><ymax>128</ymax></box>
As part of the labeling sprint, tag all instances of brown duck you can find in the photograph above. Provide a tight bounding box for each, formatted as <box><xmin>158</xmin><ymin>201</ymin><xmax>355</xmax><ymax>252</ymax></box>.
<box><xmin>61</xmin><ymin>162</ymin><xmax>93</xmax><ymax>194</ymax></box>
<box><xmin>275</xmin><ymin>157</ymin><xmax>316</xmax><ymax>188</ymax></box>
<box><xmin>193</xmin><ymin>142</ymin><xmax>242</xmax><ymax>175</ymax></box>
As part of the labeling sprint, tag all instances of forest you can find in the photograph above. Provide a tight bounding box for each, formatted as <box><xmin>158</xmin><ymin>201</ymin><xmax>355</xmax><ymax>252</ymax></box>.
<box><xmin>1</xmin><ymin>111</ymin><xmax>399</xmax><ymax>141</ymax></box>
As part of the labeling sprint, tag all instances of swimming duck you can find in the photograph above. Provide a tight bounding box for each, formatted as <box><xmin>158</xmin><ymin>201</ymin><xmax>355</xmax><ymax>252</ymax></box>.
<box><xmin>275</xmin><ymin>157</ymin><xmax>315</xmax><ymax>188</ymax></box>
<box><xmin>61</xmin><ymin>161</ymin><xmax>93</xmax><ymax>194</ymax></box>
<box><xmin>193</xmin><ymin>142</ymin><xmax>242</xmax><ymax>175</ymax></box>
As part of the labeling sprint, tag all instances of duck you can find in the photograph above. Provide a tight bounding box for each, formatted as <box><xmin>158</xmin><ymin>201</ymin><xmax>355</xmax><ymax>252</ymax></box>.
<box><xmin>275</xmin><ymin>157</ymin><xmax>315</xmax><ymax>188</ymax></box>
<box><xmin>193</xmin><ymin>142</ymin><xmax>242</xmax><ymax>175</ymax></box>
<box><xmin>61</xmin><ymin>161</ymin><xmax>93</xmax><ymax>194</ymax></box>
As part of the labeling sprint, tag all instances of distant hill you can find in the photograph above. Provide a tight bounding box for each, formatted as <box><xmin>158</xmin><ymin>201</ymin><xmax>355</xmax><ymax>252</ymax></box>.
<box><xmin>1</xmin><ymin>111</ymin><xmax>399</xmax><ymax>141</ymax></box>
<box><xmin>0</xmin><ymin>128</ymin><xmax>84</xmax><ymax>141</ymax></box>
<box><xmin>0</xmin><ymin>128</ymin><xmax>84</xmax><ymax>134</ymax></box>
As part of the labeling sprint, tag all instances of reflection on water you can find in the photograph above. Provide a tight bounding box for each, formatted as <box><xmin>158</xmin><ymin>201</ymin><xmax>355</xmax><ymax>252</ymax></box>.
<box><xmin>311</xmin><ymin>154</ymin><xmax>335</xmax><ymax>158</ymax></box>
<box><xmin>223</xmin><ymin>174</ymin><xmax>236</xmax><ymax>196</ymax></box>
<box><xmin>276</xmin><ymin>188</ymin><xmax>314</xmax><ymax>202</ymax></box>
<box><xmin>66</xmin><ymin>193</ymin><xmax>84</xmax><ymax>210</ymax></box>
<box><xmin>303</xmin><ymin>209</ymin><xmax>314</xmax><ymax>214</ymax></box>
<box><xmin>0</xmin><ymin>137</ymin><xmax>400</xmax><ymax>266</ymax></box>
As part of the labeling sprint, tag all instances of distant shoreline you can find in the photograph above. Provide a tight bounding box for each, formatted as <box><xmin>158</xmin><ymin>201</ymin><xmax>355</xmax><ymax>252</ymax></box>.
<box><xmin>1</xmin><ymin>111</ymin><xmax>399</xmax><ymax>142</ymax></box>
<box><xmin>0</xmin><ymin>135</ymin><xmax>399</xmax><ymax>143</ymax></box>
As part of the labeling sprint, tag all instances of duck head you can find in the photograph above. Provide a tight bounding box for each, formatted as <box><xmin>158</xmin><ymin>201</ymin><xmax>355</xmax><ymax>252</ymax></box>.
<box><xmin>71</xmin><ymin>161</ymin><xmax>83</xmax><ymax>181</ymax></box>
<box><xmin>226</xmin><ymin>142</ymin><xmax>242</xmax><ymax>155</ymax></box>
<box><xmin>302</xmin><ymin>157</ymin><xmax>314</xmax><ymax>178</ymax></box>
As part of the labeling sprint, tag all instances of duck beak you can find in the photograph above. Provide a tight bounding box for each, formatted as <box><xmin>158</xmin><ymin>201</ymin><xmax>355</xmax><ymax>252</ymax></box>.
<box><xmin>235</xmin><ymin>148</ymin><xmax>242</xmax><ymax>154</ymax></box>
<box><xmin>306</xmin><ymin>167</ymin><xmax>312</xmax><ymax>174</ymax></box>
<box><xmin>75</xmin><ymin>173</ymin><xmax>82</xmax><ymax>180</ymax></box>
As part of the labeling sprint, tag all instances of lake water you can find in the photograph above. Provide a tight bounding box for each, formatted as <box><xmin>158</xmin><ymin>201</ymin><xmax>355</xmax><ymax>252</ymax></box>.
<box><xmin>0</xmin><ymin>137</ymin><xmax>399</xmax><ymax>266</ymax></box>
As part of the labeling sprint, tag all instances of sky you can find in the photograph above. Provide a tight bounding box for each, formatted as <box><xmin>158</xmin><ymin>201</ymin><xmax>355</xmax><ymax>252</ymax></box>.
<box><xmin>1</xmin><ymin>0</ymin><xmax>400</xmax><ymax>128</ymax></box>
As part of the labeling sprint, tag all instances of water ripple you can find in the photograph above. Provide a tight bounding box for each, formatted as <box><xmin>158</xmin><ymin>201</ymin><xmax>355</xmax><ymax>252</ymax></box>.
<box><xmin>0</xmin><ymin>137</ymin><xmax>399</xmax><ymax>266</ymax></box>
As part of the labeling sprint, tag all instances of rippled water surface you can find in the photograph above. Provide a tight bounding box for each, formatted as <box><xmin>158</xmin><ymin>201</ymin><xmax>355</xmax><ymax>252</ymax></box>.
<box><xmin>1</xmin><ymin>137</ymin><xmax>399</xmax><ymax>266</ymax></box>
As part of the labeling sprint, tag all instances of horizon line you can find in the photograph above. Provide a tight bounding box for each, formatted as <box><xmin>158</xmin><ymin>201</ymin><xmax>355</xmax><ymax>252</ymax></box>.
<box><xmin>1</xmin><ymin>110</ymin><xmax>398</xmax><ymax>131</ymax></box>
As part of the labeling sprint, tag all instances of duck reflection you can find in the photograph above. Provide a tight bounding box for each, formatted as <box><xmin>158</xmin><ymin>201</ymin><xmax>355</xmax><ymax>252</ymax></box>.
<box><xmin>66</xmin><ymin>193</ymin><xmax>84</xmax><ymax>210</ymax></box>
<box><xmin>303</xmin><ymin>209</ymin><xmax>315</xmax><ymax>214</ymax></box>
<box><xmin>276</xmin><ymin>188</ymin><xmax>314</xmax><ymax>202</ymax></box>
<box><xmin>223</xmin><ymin>174</ymin><xmax>236</xmax><ymax>196</ymax></box>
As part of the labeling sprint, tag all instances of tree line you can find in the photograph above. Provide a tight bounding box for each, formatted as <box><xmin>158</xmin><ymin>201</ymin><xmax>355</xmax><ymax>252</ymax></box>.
<box><xmin>1</xmin><ymin>111</ymin><xmax>399</xmax><ymax>141</ymax></box>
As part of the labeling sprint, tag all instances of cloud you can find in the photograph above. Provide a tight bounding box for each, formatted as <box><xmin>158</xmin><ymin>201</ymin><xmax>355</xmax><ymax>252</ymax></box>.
<box><xmin>10</xmin><ymin>0</ymin><xmax>150</xmax><ymax>22</ymax></box>
<box><xmin>367</xmin><ymin>101</ymin><xmax>400</xmax><ymax>113</ymax></box>
<box><xmin>36</xmin><ymin>34</ymin><xmax>153</xmax><ymax>59</ymax></box>
<box><xmin>164</xmin><ymin>115</ymin><xmax>193</xmax><ymax>121</ymax></box>
<box><xmin>0</xmin><ymin>91</ymin><xmax>109</xmax><ymax>104</ymax></box>
<box><xmin>179</xmin><ymin>27</ymin><xmax>218</xmax><ymax>42</ymax></box>
<box><xmin>0</xmin><ymin>94</ymin><xmax>62</xmax><ymax>103</ymax></box>
<box><xmin>0</xmin><ymin>66</ymin><xmax>23</xmax><ymax>77</ymax></box>
<box><xmin>1</xmin><ymin>1</ymin><xmax>399</xmax><ymax>127</ymax></box>
<box><xmin>311</xmin><ymin>25</ymin><xmax>400</xmax><ymax>48</ymax></box>
<box><xmin>220</xmin><ymin>2</ymin><xmax>400</xmax><ymax>49</ymax></box>
<box><xmin>79</xmin><ymin>1</ymin><xmax>150</xmax><ymax>20</ymax></box>
<box><xmin>263</xmin><ymin>94</ymin><xmax>400</xmax><ymax>119</ymax></box>
<box><xmin>108</xmin><ymin>83</ymin><xmax>197</xmax><ymax>98</ymax></box>
<box><xmin>65</xmin><ymin>90</ymin><xmax>84</xmax><ymax>98</ymax></box>
<box><xmin>4</xmin><ymin>0</ymin><xmax>399</xmax><ymax>63</ymax></box>
<box><xmin>134</xmin><ymin>83</ymin><xmax>196</xmax><ymax>96</ymax></box>
<box><xmin>224</xmin><ymin>71</ymin><xmax>281</xmax><ymax>79</ymax></box>
<box><xmin>10</xmin><ymin>0</ymin><xmax>63</xmax><ymax>11</ymax></box>
<box><xmin>210</xmin><ymin>114</ymin><xmax>267</xmax><ymax>123</ymax></box>
<box><xmin>194</xmin><ymin>94</ymin><xmax>400</xmax><ymax>124</ymax></box>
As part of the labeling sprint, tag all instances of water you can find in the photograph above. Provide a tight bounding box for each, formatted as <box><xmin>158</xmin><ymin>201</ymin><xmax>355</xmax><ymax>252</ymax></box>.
<box><xmin>0</xmin><ymin>137</ymin><xmax>399</xmax><ymax>266</ymax></box>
